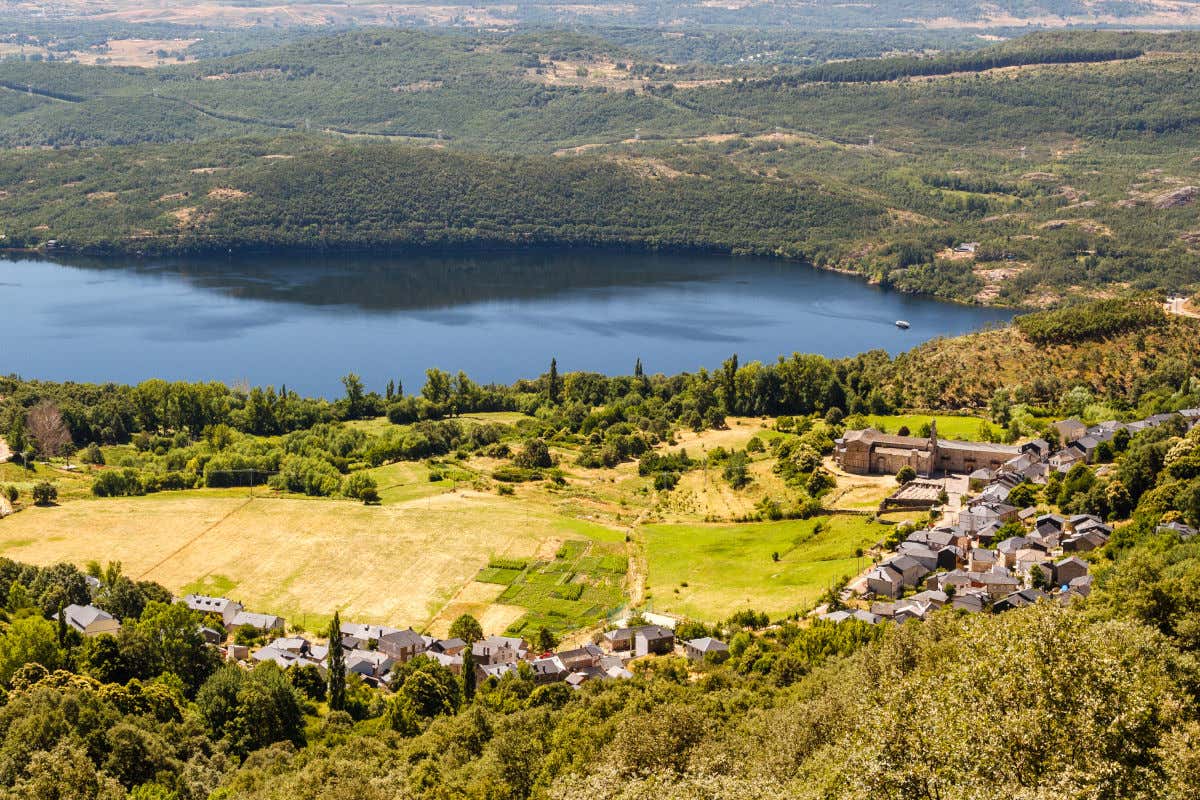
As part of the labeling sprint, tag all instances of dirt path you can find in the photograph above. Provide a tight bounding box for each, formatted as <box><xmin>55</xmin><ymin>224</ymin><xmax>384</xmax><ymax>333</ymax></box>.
<box><xmin>135</xmin><ymin>496</ymin><xmax>253</xmax><ymax>581</ymax></box>
<box><xmin>1165</xmin><ymin>297</ymin><xmax>1200</xmax><ymax>319</ymax></box>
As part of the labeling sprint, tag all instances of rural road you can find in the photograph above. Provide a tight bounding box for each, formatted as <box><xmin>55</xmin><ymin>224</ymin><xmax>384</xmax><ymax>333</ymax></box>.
<box><xmin>1165</xmin><ymin>297</ymin><xmax>1200</xmax><ymax>319</ymax></box>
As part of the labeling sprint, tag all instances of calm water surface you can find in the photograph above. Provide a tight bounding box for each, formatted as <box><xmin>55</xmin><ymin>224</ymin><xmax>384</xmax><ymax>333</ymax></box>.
<box><xmin>0</xmin><ymin>251</ymin><xmax>1015</xmax><ymax>397</ymax></box>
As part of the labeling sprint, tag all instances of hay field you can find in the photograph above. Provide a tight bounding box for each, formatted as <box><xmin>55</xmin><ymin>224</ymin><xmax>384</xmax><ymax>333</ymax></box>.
<box><xmin>0</xmin><ymin>488</ymin><xmax>617</xmax><ymax>634</ymax></box>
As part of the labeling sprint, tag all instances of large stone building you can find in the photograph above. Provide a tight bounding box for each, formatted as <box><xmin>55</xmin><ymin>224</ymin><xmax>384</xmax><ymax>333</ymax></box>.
<box><xmin>835</xmin><ymin>421</ymin><xmax>1020</xmax><ymax>476</ymax></box>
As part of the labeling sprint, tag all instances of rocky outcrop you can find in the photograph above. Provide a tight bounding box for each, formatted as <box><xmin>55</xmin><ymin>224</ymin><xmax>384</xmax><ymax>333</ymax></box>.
<box><xmin>1152</xmin><ymin>186</ymin><xmax>1199</xmax><ymax>209</ymax></box>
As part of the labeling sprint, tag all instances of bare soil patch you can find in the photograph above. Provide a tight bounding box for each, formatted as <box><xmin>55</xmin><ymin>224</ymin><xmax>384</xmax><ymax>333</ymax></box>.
<box><xmin>207</xmin><ymin>187</ymin><xmax>249</xmax><ymax>200</ymax></box>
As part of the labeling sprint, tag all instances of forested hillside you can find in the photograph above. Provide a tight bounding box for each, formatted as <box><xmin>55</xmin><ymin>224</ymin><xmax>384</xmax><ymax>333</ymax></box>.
<box><xmin>3</xmin><ymin>28</ymin><xmax>1200</xmax><ymax>304</ymax></box>
<box><xmin>0</xmin><ymin>137</ymin><xmax>886</xmax><ymax>259</ymax></box>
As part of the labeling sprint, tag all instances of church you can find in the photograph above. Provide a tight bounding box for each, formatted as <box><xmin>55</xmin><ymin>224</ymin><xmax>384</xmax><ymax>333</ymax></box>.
<box><xmin>834</xmin><ymin>421</ymin><xmax>1020</xmax><ymax>476</ymax></box>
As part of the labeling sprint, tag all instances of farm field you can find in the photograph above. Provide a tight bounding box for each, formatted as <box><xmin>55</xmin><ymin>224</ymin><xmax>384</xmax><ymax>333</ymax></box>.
<box><xmin>642</xmin><ymin>515</ymin><xmax>887</xmax><ymax>621</ymax></box>
<box><xmin>0</xmin><ymin>487</ymin><xmax>626</xmax><ymax>635</ymax></box>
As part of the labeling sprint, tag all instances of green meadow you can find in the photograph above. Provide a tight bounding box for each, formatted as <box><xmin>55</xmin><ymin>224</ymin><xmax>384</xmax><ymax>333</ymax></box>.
<box><xmin>864</xmin><ymin>413</ymin><xmax>990</xmax><ymax>440</ymax></box>
<box><xmin>643</xmin><ymin>515</ymin><xmax>888</xmax><ymax>621</ymax></box>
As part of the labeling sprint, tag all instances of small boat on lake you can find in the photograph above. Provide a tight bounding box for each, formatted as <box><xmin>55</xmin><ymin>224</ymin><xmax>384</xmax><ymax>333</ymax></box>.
<box><xmin>895</xmin><ymin>320</ymin><xmax>911</xmax><ymax>329</ymax></box>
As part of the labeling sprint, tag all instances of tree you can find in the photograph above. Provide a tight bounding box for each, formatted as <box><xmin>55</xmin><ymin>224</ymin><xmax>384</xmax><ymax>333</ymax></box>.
<box><xmin>1029</xmin><ymin>564</ymin><xmax>1051</xmax><ymax>591</ymax></box>
<box><xmin>197</xmin><ymin>662</ymin><xmax>304</xmax><ymax>756</ymax></box>
<box><xmin>1007</xmin><ymin>482</ymin><xmax>1037</xmax><ymax>509</ymax></box>
<box><xmin>724</xmin><ymin>451</ymin><xmax>750</xmax><ymax>489</ymax></box>
<box><xmin>127</xmin><ymin>602</ymin><xmax>217</xmax><ymax>692</ymax></box>
<box><xmin>547</xmin><ymin>358</ymin><xmax>561</xmax><ymax>405</ymax></box>
<box><xmin>77</xmin><ymin>633</ymin><xmax>124</xmax><ymax>683</ymax></box>
<box><xmin>421</xmin><ymin>368</ymin><xmax>452</xmax><ymax>406</ymax></box>
<box><xmin>1106</xmin><ymin>480</ymin><xmax>1133</xmax><ymax>520</ymax></box>
<box><xmin>341</xmin><ymin>373</ymin><xmax>366</xmax><ymax>420</ymax></box>
<box><xmin>0</xmin><ymin>616</ymin><xmax>63</xmax><ymax>685</ymax></box>
<box><xmin>55</xmin><ymin>600</ymin><xmax>68</xmax><ymax>646</ymax></box>
<box><xmin>720</xmin><ymin>354</ymin><xmax>739</xmax><ymax>415</ymax></box>
<box><xmin>387</xmin><ymin>656</ymin><xmax>462</xmax><ymax>732</ymax></box>
<box><xmin>896</xmin><ymin>465</ymin><xmax>917</xmax><ymax>485</ymax></box>
<box><xmin>514</xmin><ymin>438</ymin><xmax>552</xmax><ymax>469</ymax></box>
<box><xmin>327</xmin><ymin>610</ymin><xmax>346</xmax><ymax>711</ymax></box>
<box><xmin>462</xmin><ymin>646</ymin><xmax>476</xmax><ymax>702</ymax></box>
<box><xmin>290</xmin><ymin>664</ymin><xmax>326</xmax><ymax>701</ymax></box>
<box><xmin>31</xmin><ymin>481</ymin><xmax>57</xmax><ymax>506</ymax></box>
<box><xmin>449</xmin><ymin>613</ymin><xmax>484</xmax><ymax>644</ymax></box>
<box><xmin>26</xmin><ymin>400</ymin><xmax>72</xmax><ymax>459</ymax></box>
<box><xmin>7</xmin><ymin>415</ymin><xmax>28</xmax><ymax>466</ymax></box>
<box><xmin>535</xmin><ymin>626</ymin><xmax>557</xmax><ymax>653</ymax></box>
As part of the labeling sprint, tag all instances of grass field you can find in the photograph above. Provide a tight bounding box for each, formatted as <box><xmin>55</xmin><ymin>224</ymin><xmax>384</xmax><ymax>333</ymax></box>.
<box><xmin>0</xmin><ymin>488</ymin><xmax>625</xmax><ymax>636</ymax></box>
<box><xmin>865</xmin><ymin>413</ymin><xmax>990</xmax><ymax>440</ymax></box>
<box><xmin>643</xmin><ymin>515</ymin><xmax>887</xmax><ymax>621</ymax></box>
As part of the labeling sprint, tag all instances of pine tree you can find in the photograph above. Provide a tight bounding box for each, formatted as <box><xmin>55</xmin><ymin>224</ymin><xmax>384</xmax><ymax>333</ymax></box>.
<box><xmin>386</xmin><ymin>380</ymin><xmax>395</xmax><ymax>401</ymax></box>
<box><xmin>548</xmin><ymin>358</ymin><xmax>561</xmax><ymax>405</ymax></box>
<box><xmin>327</xmin><ymin>611</ymin><xmax>346</xmax><ymax>711</ymax></box>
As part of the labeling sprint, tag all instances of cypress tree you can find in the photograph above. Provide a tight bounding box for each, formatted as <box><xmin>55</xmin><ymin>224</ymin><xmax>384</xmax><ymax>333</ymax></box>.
<box><xmin>327</xmin><ymin>611</ymin><xmax>346</xmax><ymax>711</ymax></box>
<box><xmin>548</xmin><ymin>358</ymin><xmax>561</xmax><ymax>405</ymax></box>
<box><xmin>462</xmin><ymin>645</ymin><xmax>476</xmax><ymax>702</ymax></box>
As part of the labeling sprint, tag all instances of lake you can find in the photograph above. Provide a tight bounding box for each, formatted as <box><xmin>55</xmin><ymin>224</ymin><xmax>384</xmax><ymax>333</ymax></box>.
<box><xmin>0</xmin><ymin>251</ymin><xmax>1015</xmax><ymax>397</ymax></box>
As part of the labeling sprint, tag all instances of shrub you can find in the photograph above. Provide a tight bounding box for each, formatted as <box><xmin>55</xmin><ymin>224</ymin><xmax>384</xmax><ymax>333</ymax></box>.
<box><xmin>493</xmin><ymin>465</ymin><xmax>539</xmax><ymax>483</ymax></box>
<box><xmin>270</xmin><ymin>454</ymin><xmax>342</xmax><ymax>497</ymax></box>
<box><xmin>92</xmin><ymin>469</ymin><xmax>145</xmax><ymax>498</ymax></box>
<box><xmin>513</xmin><ymin>438</ymin><xmax>552</xmax><ymax>469</ymax></box>
<box><xmin>79</xmin><ymin>443</ymin><xmax>105</xmax><ymax>465</ymax></box>
<box><xmin>31</xmin><ymin>482</ymin><xmax>57</xmax><ymax>506</ymax></box>
<box><xmin>342</xmin><ymin>471</ymin><xmax>379</xmax><ymax>501</ymax></box>
<box><xmin>654</xmin><ymin>472</ymin><xmax>679</xmax><ymax>491</ymax></box>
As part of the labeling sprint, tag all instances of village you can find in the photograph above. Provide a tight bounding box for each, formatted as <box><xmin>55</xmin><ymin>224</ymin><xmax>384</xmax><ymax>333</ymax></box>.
<box><xmin>820</xmin><ymin>408</ymin><xmax>1200</xmax><ymax>625</ymax></box>
<box><xmin>54</xmin><ymin>590</ymin><xmax>728</xmax><ymax>692</ymax></box>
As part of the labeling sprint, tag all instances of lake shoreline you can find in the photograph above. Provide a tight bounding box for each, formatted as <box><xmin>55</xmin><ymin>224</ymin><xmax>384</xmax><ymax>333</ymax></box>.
<box><xmin>0</xmin><ymin>249</ymin><xmax>1016</xmax><ymax>396</ymax></box>
<box><xmin>3</xmin><ymin>238</ymin><xmax>1017</xmax><ymax>310</ymax></box>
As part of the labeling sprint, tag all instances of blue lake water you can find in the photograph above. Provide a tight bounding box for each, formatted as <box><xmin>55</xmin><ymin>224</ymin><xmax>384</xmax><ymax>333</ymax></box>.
<box><xmin>0</xmin><ymin>251</ymin><xmax>1015</xmax><ymax>397</ymax></box>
